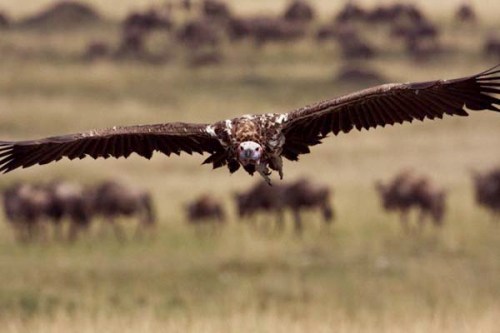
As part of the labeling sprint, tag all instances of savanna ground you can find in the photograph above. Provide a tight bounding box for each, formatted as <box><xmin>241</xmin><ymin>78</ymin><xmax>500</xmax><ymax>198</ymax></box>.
<box><xmin>0</xmin><ymin>0</ymin><xmax>500</xmax><ymax>331</ymax></box>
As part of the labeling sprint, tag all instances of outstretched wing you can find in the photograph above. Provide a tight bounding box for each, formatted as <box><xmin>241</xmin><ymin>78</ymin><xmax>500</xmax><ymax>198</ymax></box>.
<box><xmin>0</xmin><ymin>122</ymin><xmax>222</xmax><ymax>173</ymax></box>
<box><xmin>280</xmin><ymin>65</ymin><xmax>500</xmax><ymax>161</ymax></box>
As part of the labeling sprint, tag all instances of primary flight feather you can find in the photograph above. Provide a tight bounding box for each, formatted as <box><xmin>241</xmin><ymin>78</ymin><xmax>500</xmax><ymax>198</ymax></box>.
<box><xmin>1</xmin><ymin>65</ymin><xmax>499</xmax><ymax>184</ymax></box>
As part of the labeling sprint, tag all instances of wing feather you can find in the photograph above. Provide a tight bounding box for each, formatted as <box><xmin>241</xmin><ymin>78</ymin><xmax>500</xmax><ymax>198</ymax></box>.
<box><xmin>0</xmin><ymin>123</ymin><xmax>221</xmax><ymax>173</ymax></box>
<box><xmin>281</xmin><ymin>65</ymin><xmax>500</xmax><ymax>160</ymax></box>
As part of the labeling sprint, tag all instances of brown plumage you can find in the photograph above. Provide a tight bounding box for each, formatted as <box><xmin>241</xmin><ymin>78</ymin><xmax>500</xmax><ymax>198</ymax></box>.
<box><xmin>1</xmin><ymin>66</ymin><xmax>499</xmax><ymax>184</ymax></box>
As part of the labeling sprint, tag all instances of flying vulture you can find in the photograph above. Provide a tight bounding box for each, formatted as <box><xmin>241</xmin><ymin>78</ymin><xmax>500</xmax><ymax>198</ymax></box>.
<box><xmin>1</xmin><ymin>66</ymin><xmax>499</xmax><ymax>184</ymax></box>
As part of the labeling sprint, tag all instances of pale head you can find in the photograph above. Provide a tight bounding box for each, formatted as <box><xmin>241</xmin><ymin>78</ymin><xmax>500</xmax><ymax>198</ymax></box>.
<box><xmin>237</xmin><ymin>141</ymin><xmax>262</xmax><ymax>166</ymax></box>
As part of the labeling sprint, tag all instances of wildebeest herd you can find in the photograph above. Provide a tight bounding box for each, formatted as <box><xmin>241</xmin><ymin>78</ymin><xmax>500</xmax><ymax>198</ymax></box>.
<box><xmin>2</xmin><ymin>180</ymin><xmax>155</xmax><ymax>242</ymax></box>
<box><xmin>2</xmin><ymin>167</ymin><xmax>500</xmax><ymax>242</ymax></box>
<box><xmin>0</xmin><ymin>0</ymin><xmax>498</xmax><ymax>72</ymax></box>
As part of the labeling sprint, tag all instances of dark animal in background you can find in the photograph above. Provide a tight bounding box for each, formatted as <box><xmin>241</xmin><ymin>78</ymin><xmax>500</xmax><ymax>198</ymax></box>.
<box><xmin>87</xmin><ymin>181</ymin><xmax>155</xmax><ymax>239</ymax></box>
<box><xmin>283</xmin><ymin>0</ymin><xmax>315</xmax><ymax>24</ymax></box>
<box><xmin>0</xmin><ymin>67</ymin><xmax>499</xmax><ymax>185</ymax></box>
<box><xmin>472</xmin><ymin>168</ymin><xmax>500</xmax><ymax>218</ymax></box>
<box><xmin>18</xmin><ymin>1</ymin><xmax>102</xmax><ymax>29</ymax></box>
<box><xmin>2</xmin><ymin>183</ymin><xmax>52</xmax><ymax>241</ymax></box>
<box><xmin>337</xmin><ymin>35</ymin><xmax>376</xmax><ymax>59</ymax></box>
<box><xmin>202</xmin><ymin>0</ymin><xmax>232</xmax><ymax>21</ymax></box>
<box><xmin>228</xmin><ymin>17</ymin><xmax>306</xmax><ymax>46</ymax></box>
<box><xmin>186</xmin><ymin>194</ymin><xmax>226</xmax><ymax>225</ymax></box>
<box><xmin>116</xmin><ymin>7</ymin><xmax>173</xmax><ymax>61</ymax></box>
<box><xmin>484</xmin><ymin>37</ymin><xmax>500</xmax><ymax>58</ymax></box>
<box><xmin>177</xmin><ymin>19</ymin><xmax>220</xmax><ymax>48</ymax></box>
<box><xmin>46</xmin><ymin>181</ymin><xmax>92</xmax><ymax>240</ymax></box>
<box><xmin>234</xmin><ymin>181</ymin><xmax>285</xmax><ymax>223</ymax></box>
<box><xmin>235</xmin><ymin>179</ymin><xmax>334</xmax><ymax>233</ymax></box>
<box><xmin>283</xmin><ymin>179</ymin><xmax>334</xmax><ymax>232</ymax></box>
<box><xmin>116</xmin><ymin>27</ymin><xmax>147</xmax><ymax>59</ymax></box>
<box><xmin>182</xmin><ymin>0</ymin><xmax>192</xmax><ymax>12</ymax></box>
<box><xmin>455</xmin><ymin>2</ymin><xmax>476</xmax><ymax>23</ymax></box>
<box><xmin>334</xmin><ymin>1</ymin><xmax>367</xmax><ymax>23</ymax></box>
<box><xmin>375</xmin><ymin>171</ymin><xmax>447</xmax><ymax>231</ymax></box>
<box><xmin>0</xmin><ymin>11</ymin><xmax>9</xmax><ymax>28</ymax></box>
<box><xmin>123</xmin><ymin>9</ymin><xmax>172</xmax><ymax>32</ymax></box>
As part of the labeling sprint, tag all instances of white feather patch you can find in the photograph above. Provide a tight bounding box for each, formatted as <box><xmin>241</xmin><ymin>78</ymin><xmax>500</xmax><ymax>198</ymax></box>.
<box><xmin>205</xmin><ymin>125</ymin><xmax>216</xmax><ymax>137</ymax></box>
<box><xmin>275</xmin><ymin>114</ymin><xmax>288</xmax><ymax>124</ymax></box>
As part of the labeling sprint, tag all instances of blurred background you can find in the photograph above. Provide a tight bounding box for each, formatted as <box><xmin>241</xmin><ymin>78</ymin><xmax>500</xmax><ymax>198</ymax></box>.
<box><xmin>0</xmin><ymin>0</ymin><xmax>499</xmax><ymax>331</ymax></box>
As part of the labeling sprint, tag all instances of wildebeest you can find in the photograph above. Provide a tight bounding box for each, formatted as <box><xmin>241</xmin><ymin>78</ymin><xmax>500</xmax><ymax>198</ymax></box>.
<box><xmin>86</xmin><ymin>180</ymin><xmax>156</xmax><ymax>239</ymax></box>
<box><xmin>484</xmin><ymin>36</ymin><xmax>500</xmax><ymax>58</ymax></box>
<box><xmin>227</xmin><ymin>16</ymin><xmax>305</xmax><ymax>46</ymax></box>
<box><xmin>123</xmin><ymin>8</ymin><xmax>173</xmax><ymax>32</ymax></box>
<box><xmin>2</xmin><ymin>181</ymin><xmax>93</xmax><ymax>241</ymax></box>
<box><xmin>337</xmin><ymin>34</ymin><xmax>376</xmax><ymax>59</ymax></box>
<box><xmin>2</xmin><ymin>183</ymin><xmax>53</xmax><ymax>241</ymax></box>
<box><xmin>334</xmin><ymin>2</ymin><xmax>367</xmax><ymax>23</ymax></box>
<box><xmin>471</xmin><ymin>168</ymin><xmax>500</xmax><ymax>219</ymax></box>
<box><xmin>18</xmin><ymin>1</ymin><xmax>102</xmax><ymax>29</ymax></box>
<box><xmin>329</xmin><ymin>24</ymin><xmax>376</xmax><ymax>59</ymax></box>
<box><xmin>235</xmin><ymin>179</ymin><xmax>334</xmax><ymax>233</ymax></box>
<box><xmin>46</xmin><ymin>181</ymin><xmax>92</xmax><ymax>240</ymax></box>
<box><xmin>375</xmin><ymin>171</ymin><xmax>447</xmax><ymax>231</ymax></box>
<box><xmin>0</xmin><ymin>11</ymin><xmax>9</xmax><ymax>28</ymax></box>
<box><xmin>115</xmin><ymin>26</ymin><xmax>148</xmax><ymax>59</ymax></box>
<box><xmin>455</xmin><ymin>3</ymin><xmax>476</xmax><ymax>23</ymax></box>
<box><xmin>186</xmin><ymin>194</ymin><xmax>226</xmax><ymax>225</ymax></box>
<box><xmin>202</xmin><ymin>0</ymin><xmax>232</xmax><ymax>21</ymax></box>
<box><xmin>177</xmin><ymin>19</ymin><xmax>220</xmax><ymax>48</ymax></box>
<box><xmin>283</xmin><ymin>0</ymin><xmax>315</xmax><ymax>24</ymax></box>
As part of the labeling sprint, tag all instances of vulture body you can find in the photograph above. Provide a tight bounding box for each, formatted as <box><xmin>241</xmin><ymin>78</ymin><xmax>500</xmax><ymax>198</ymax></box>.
<box><xmin>1</xmin><ymin>66</ymin><xmax>499</xmax><ymax>184</ymax></box>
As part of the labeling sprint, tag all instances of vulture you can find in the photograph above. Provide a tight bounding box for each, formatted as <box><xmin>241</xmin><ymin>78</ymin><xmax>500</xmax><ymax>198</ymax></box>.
<box><xmin>1</xmin><ymin>66</ymin><xmax>499</xmax><ymax>184</ymax></box>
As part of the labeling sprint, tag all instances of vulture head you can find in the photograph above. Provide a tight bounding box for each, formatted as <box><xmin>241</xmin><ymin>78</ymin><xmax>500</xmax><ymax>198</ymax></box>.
<box><xmin>237</xmin><ymin>141</ymin><xmax>262</xmax><ymax>167</ymax></box>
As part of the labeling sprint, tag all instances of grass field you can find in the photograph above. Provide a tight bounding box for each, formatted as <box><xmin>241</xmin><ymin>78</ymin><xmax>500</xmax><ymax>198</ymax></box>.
<box><xmin>0</xmin><ymin>0</ymin><xmax>500</xmax><ymax>331</ymax></box>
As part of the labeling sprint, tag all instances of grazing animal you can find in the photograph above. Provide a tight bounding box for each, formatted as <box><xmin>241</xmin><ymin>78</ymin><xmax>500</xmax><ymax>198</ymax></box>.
<box><xmin>87</xmin><ymin>181</ymin><xmax>155</xmax><ymax>239</ymax></box>
<box><xmin>375</xmin><ymin>171</ymin><xmax>447</xmax><ymax>230</ymax></box>
<box><xmin>186</xmin><ymin>194</ymin><xmax>226</xmax><ymax>224</ymax></box>
<box><xmin>177</xmin><ymin>19</ymin><xmax>220</xmax><ymax>48</ymax></box>
<box><xmin>471</xmin><ymin>168</ymin><xmax>500</xmax><ymax>218</ymax></box>
<box><xmin>484</xmin><ymin>37</ymin><xmax>500</xmax><ymax>58</ymax></box>
<box><xmin>455</xmin><ymin>3</ymin><xmax>476</xmax><ymax>23</ymax></box>
<box><xmin>283</xmin><ymin>1</ymin><xmax>315</xmax><ymax>24</ymax></box>
<box><xmin>0</xmin><ymin>11</ymin><xmax>9</xmax><ymax>28</ymax></box>
<box><xmin>283</xmin><ymin>179</ymin><xmax>334</xmax><ymax>232</ymax></box>
<box><xmin>235</xmin><ymin>179</ymin><xmax>333</xmax><ymax>232</ymax></box>
<box><xmin>2</xmin><ymin>183</ymin><xmax>52</xmax><ymax>241</ymax></box>
<box><xmin>46</xmin><ymin>181</ymin><xmax>92</xmax><ymax>240</ymax></box>
<box><xmin>202</xmin><ymin>0</ymin><xmax>231</xmax><ymax>21</ymax></box>
<box><xmin>0</xmin><ymin>67</ymin><xmax>499</xmax><ymax>185</ymax></box>
<box><xmin>18</xmin><ymin>1</ymin><xmax>102</xmax><ymax>29</ymax></box>
<box><xmin>334</xmin><ymin>2</ymin><xmax>367</xmax><ymax>23</ymax></box>
<box><xmin>227</xmin><ymin>16</ymin><xmax>305</xmax><ymax>45</ymax></box>
<box><xmin>235</xmin><ymin>181</ymin><xmax>285</xmax><ymax>222</ymax></box>
<box><xmin>123</xmin><ymin>9</ymin><xmax>172</xmax><ymax>32</ymax></box>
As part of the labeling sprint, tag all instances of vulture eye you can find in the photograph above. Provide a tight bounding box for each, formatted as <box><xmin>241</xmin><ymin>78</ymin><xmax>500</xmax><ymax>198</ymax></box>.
<box><xmin>255</xmin><ymin>147</ymin><xmax>260</xmax><ymax>151</ymax></box>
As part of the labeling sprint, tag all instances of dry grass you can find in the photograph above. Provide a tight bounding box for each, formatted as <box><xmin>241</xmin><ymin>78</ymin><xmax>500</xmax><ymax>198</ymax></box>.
<box><xmin>0</xmin><ymin>0</ymin><xmax>499</xmax><ymax>331</ymax></box>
